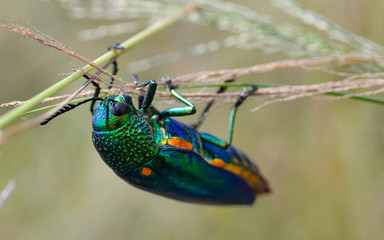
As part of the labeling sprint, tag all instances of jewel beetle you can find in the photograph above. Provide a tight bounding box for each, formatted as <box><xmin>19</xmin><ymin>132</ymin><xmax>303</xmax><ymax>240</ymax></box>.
<box><xmin>90</xmin><ymin>76</ymin><xmax>270</xmax><ymax>205</ymax></box>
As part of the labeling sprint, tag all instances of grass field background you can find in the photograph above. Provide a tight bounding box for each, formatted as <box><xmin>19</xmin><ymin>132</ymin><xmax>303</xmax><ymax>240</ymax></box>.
<box><xmin>1</xmin><ymin>1</ymin><xmax>384</xmax><ymax>239</ymax></box>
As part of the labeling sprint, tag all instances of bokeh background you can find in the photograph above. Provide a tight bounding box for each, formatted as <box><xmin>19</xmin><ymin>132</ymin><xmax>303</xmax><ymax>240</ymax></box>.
<box><xmin>1</xmin><ymin>0</ymin><xmax>384</xmax><ymax>239</ymax></box>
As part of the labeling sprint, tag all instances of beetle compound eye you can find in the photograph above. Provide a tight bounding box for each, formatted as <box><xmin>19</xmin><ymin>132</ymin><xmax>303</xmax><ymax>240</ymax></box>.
<box><xmin>111</xmin><ymin>102</ymin><xmax>131</xmax><ymax>116</ymax></box>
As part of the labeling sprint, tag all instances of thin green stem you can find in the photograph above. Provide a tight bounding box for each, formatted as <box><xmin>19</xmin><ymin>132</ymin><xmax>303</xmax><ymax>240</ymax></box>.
<box><xmin>325</xmin><ymin>92</ymin><xmax>384</xmax><ymax>104</ymax></box>
<box><xmin>173</xmin><ymin>83</ymin><xmax>278</xmax><ymax>89</ymax></box>
<box><xmin>0</xmin><ymin>4</ymin><xmax>196</xmax><ymax>130</ymax></box>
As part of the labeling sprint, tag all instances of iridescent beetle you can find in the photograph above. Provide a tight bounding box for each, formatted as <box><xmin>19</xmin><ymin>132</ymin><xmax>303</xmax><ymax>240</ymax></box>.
<box><xmin>42</xmin><ymin>62</ymin><xmax>270</xmax><ymax>205</ymax></box>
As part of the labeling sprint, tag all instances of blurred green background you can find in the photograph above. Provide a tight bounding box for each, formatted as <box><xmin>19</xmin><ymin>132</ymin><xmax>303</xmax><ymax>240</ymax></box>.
<box><xmin>1</xmin><ymin>0</ymin><xmax>384</xmax><ymax>239</ymax></box>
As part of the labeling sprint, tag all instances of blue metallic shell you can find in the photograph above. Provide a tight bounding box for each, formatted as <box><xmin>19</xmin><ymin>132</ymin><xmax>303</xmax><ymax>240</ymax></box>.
<box><xmin>125</xmin><ymin>146</ymin><xmax>255</xmax><ymax>205</ymax></box>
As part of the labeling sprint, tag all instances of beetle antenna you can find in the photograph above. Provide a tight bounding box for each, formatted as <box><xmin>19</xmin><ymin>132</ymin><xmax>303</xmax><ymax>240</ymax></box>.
<box><xmin>40</xmin><ymin>97</ymin><xmax>103</xmax><ymax>125</ymax></box>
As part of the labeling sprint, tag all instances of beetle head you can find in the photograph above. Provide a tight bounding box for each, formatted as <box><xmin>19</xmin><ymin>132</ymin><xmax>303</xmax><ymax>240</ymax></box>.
<box><xmin>92</xmin><ymin>95</ymin><xmax>137</xmax><ymax>131</ymax></box>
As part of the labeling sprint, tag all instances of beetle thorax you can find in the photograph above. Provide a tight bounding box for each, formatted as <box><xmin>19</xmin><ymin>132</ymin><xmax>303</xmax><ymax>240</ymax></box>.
<box><xmin>92</xmin><ymin>115</ymin><xmax>158</xmax><ymax>176</ymax></box>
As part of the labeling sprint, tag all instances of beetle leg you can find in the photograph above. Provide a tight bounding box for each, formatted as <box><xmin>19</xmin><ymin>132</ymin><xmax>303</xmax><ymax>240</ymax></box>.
<box><xmin>131</xmin><ymin>73</ymin><xmax>140</xmax><ymax>86</ymax></box>
<box><xmin>90</xmin><ymin>45</ymin><xmax>122</xmax><ymax>113</ymax></box>
<box><xmin>200</xmin><ymin>86</ymin><xmax>257</xmax><ymax>148</ymax></box>
<box><xmin>157</xmin><ymin>77</ymin><xmax>196</xmax><ymax>118</ymax></box>
<box><xmin>135</xmin><ymin>79</ymin><xmax>158</xmax><ymax>111</ymax></box>
<box><xmin>107</xmin><ymin>60</ymin><xmax>118</xmax><ymax>89</ymax></box>
<box><xmin>89</xmin><ymin>59</ymin><xmax>118</xmax><ymax>113</ymax></box>
<box><xmin>108</xmin><ymin>43</ymin><xmax>125</xmax><ymax>51</ymax></box>
<box><xmin>68</xmin><ymin>72</ymin><xmax>101</xmax><ymax>114</ymax></box>
<box><xmin>131</xmin><ymin>74</ymin><xmax>161</xmax><ymax>117</ymax></box>
<box><xmin>89</xmin><ymin>77</ymin><xmax>101</xmax><ymax>114</ymax></box>
<box><xmin>200</xmin><ymin>133</ymin><xmax>228</xmax><ymax>148</ymax></box>
<box><xmin>227</xmin><ymin>86</ymin><xmax>258</xmax><ymax>145</ymax></box>
<box><xmin>106</xmin><ymin>43</ymin><xmax>124</xmax><ymax>89</ymax></box>
<box><xmin>191</xmin><ymin>77</ymin><xmax>235</xmax><ymax>130</ymax></box>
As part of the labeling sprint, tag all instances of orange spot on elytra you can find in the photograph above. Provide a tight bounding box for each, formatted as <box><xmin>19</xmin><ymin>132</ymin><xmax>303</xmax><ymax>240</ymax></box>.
<box><xmin>250</xmin><ymin>174</ymin><xmax>260</xmax><ymax>183</ymax></box>
<box><xmin>241</xmin><ymin>170</ymin><xmax>251</xmax><ymax>179</ymax></box>
<box><xmin>231</xmin><ymin>165</ymin><xmax>242</xmax><ymax>175</ymax></box>
<box><xmin>167</xmin><ymin>138</ymin><xmax>192</xmax><ymax>150</ymax></box>
<box><xmin>210</xmin><ymin>158</ymin><xmax>225</xmax><ymax>167</ymax></box>
<box><xmin>224</xmin><ymin>164</ymin><xmax>233</xmax><ymax>171</ymax></box>
<box><xmin>141</xmin><ymin>167</ymin><xmax>152</xmax><ymax>176</ymax></box>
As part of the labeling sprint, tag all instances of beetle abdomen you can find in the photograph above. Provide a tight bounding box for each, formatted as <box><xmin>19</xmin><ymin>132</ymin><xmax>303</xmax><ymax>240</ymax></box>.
<box><xmin>202</xmin><ymin>139</ymin><xmax>270</xmax><ymax>194</ymax></box>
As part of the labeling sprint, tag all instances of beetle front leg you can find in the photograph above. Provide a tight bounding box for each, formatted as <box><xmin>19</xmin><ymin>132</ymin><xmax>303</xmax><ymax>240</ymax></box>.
<box><xmin>107</xmin><ymin>44</ymin><xmax>124</xmax><ymax>89</ymax></box>
<box><xmin>133</xmin><ymin>78</ymin><xmax>158</xmax><ymax>111</ymax></box>
<box><xmin>89</xmin><ymin>79</ymin><xmax>101</xmax><ymax>114</ymax></box>
<box><xmin>157</xmin><ymin>77</ymin><xmax>196</xmax><ymax>118</ymax></box>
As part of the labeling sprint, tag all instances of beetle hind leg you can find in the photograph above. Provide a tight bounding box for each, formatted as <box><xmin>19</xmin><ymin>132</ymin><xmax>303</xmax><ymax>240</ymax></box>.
<box><xmin>227</xmin><ymin>86</ymin><xmax>258</xmax><ymax>145</ymax></box>
<box><xmin>200</xmin><ymin>86</ymin><xmax>257</xmax><ymax>148</ymax></box>
<box><xmin>191</xmin><ymin>78</ymin><xmax>236</xmax><ymax>130</ymax></box>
